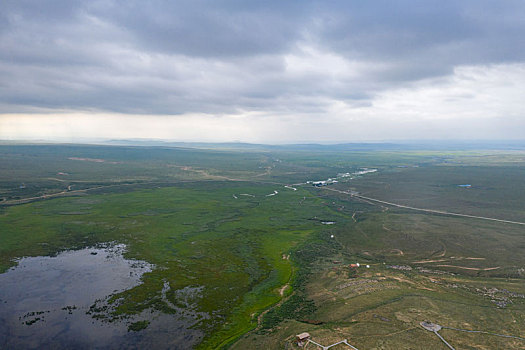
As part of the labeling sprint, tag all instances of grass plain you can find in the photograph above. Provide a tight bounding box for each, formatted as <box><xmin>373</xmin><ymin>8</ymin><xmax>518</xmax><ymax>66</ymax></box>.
<box><xmin>1</xmin><ymin>144</ymin><xmax>525</xmax><ymax>349</ymax></box>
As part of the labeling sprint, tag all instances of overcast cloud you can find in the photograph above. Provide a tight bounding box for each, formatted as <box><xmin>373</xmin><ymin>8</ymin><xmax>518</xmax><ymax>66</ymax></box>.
<box><xmin>1</xmin><ymin>0</ymin><xmax>524</xmax><ymax>142</ymax></box>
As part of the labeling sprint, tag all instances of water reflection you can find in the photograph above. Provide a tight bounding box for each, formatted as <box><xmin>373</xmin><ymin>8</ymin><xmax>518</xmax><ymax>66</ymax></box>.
<box><xmin>0</xmin><ymin>244</ymin><xmax>202</xmax><ymax>349</ymax></box>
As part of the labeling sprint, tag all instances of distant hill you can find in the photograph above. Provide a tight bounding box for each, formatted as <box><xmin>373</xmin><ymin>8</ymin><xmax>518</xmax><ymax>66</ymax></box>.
<box><xmin>102</xmin><ymin>139</ymin><xmax>525</xmax><ymax>151</ymax></box>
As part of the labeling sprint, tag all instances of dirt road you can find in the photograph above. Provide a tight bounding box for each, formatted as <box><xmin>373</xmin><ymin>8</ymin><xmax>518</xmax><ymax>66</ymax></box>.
<box><xmin>324</xmin><ymin>188</ymin><xmax>525</xmax><ymax>226</ymax></box>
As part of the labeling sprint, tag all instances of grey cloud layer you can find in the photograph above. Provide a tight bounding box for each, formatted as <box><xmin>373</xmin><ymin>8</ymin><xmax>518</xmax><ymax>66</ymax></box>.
<box><xmin>1</xmin><ymin>0</ymin><xmax>524</xmax><ymax>114</ymax></box>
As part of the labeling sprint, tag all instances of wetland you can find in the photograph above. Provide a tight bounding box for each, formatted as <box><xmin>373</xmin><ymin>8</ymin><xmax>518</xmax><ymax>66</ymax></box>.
<box><xmin>1</xmin><ymin>144</ymin><xmax>525</xmax><ymax>349</ymax></box>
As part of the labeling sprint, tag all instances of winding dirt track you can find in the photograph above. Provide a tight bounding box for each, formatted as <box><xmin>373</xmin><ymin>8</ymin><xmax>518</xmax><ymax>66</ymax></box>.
<box><xmin>1</xmin><ymin>182</ymin><xmax>153</xmax><ymax>206</ymax></box>
<box><xmin>324</xmin><ymin>188</ymin><xmax>525</xmax><ymax>226</ymax></box>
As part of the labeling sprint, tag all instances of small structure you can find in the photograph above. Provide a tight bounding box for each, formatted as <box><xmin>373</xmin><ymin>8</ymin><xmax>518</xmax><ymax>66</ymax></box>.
<box><xmin>420</xmin><ymin>321</ymin><xmax>455</xmax><ymax>350</ymax></box>
<box><xmin>420</xmin><ymin>321</ymin><xmax>442</xmax><ymax>332</ymax></box>
<box><xmin>296</xmin><ymin>332</ymin><xmax>311</xmax><ymax>347</ymax></box>
<box><xmin>349</xmin><ymin>264</ymin><xmax>359</xmax><ymax>268</ymax></box>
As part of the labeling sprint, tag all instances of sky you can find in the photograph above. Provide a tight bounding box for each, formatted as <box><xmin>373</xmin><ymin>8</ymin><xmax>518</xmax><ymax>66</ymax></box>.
<box><xmin>0</xmin><ymin>0</ymin><xmax>524</xmax><ymax>143</ymax></box>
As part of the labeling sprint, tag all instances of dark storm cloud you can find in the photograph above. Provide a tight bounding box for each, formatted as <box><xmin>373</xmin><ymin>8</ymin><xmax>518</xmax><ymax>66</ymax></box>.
<box><xmin>311</xmin><ymin>1</ymin><xmax>525</xmax><ymax>81</ymax></box>
<box><xmin>94</xmin><ymin>0</ymin><xmax>309</xmax><ymax>57</ymax></box>
<box><xmin>0</xmin><ymin>0</ymin><xmax>524</xmax><ymax>114</ymax></box>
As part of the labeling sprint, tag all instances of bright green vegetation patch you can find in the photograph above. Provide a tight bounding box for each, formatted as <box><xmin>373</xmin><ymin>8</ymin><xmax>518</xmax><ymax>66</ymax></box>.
<box><xmin>0</xmin><ymin>181</ymin><xmax>336</xmax><ymax>348</ymax></box>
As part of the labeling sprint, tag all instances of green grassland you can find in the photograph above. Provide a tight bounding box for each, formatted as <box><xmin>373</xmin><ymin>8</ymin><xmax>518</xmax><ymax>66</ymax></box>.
<box><xmin>232</xmin><ymin>152</ymin><xmax>525</xmax><ymax>349</ymax></box>
<box><xmin>1</xmin><ymin>144</ymin><xmax>525</xmax><ymax>349</ymax></box>
<box><xmin>346</xmin><ymin>164</ymin><xmax>525</xmax><ymax>222</ymax></box>
<box><xmin>233</xmin><ymin>201</ymin><xmax>525</xmax><ymax>349</ymax></box>
<box><xmin>0</xmin><ymin>180</ymin><xmax>340</xmax><ymax>348</ymax></box>
<box><xmin>234</xmin><ymin>265</ymin><xmax>525</xmax><ymax>349</ymax></box>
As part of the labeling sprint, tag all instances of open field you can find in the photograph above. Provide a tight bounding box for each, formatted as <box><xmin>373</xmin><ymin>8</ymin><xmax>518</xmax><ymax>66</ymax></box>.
<box><xmin>1</xmin><ymin>144</ymin><xmax>525</xmax><ymax>348</ymax></box>
<box><xmin>345</xmin><ymin>164</ymin><xmax>525</xmax><ymax>222</ymax></box>
<box><xmin>0</xmin><ymin>180</ymin><xmax>340</xmax><ymax>348</ymax></box>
